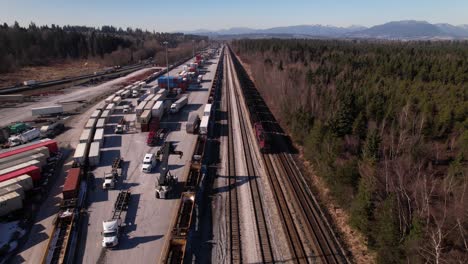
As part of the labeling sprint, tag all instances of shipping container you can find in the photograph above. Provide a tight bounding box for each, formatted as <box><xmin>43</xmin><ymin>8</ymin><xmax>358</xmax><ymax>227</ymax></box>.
<box><xmin>203</xmin><ymin>104</ymin><xmax>212</xmax><ymax>116</ymax></box>
<box><xmin>144</xmin><ymin>94</ymin><xmax>156</xmax><ymax>101</ymax></box>
<box><xmin>121</xmin><ymin>90</ymin><xmax>130</xmax><ymax>98</ymax></box>
<box><xmin>186</xmin><ymin>113</ymin><xmax>200</xmax><ymax>134</ymax></box>
<box><xmin>62</xmin><ymin>168</ymin><xmax>81</xmax><ymax>200</ymax></box>
<box><xmin>0</xmin><ymin>166</ymin><xmax>41</xmax><ymax>183</ymax></box>
<box><xmin>73</xmin><ymin>143</ymin><xmax>87</xmax><ymax>164</ymax></box>
<box><xmin>140</xmin><ymin>110</ymin><xmax>152</xmax><ymax>124</ymax></box>
<box><xmin>93</xmin><ymin>128</ymin><xmax>104</xmax><ymax>147</ymax></box>
<box><xmin>135</xmin><ymin>101</ymin><xmax>148</xmax><ymax>116</ymax></box>
<box><xmin>170</xmin><ymin>96</ymin><xmax>188</xmax><ymax>114</ymax></box>
<box><xmin>90</xmin><ymin>110</ymin><xmax>101</xmax><ymax>119</ymax></box>
<box><xmin>151</xmin><ymin>101</ymin><xmax>165</xmax><ymax>120</ymax></box>
<box><xmin>112</xmin><ymin>96</ymin><xmax>122</xmax><ymax>105</ymax></box>
<box><xmin>85</xmin><ymin>118</ymin><xmax>97</xmax><ymax>129</ymax></box>
<box><xmin>200</xmin><ymin>115</ymin><xmax>209</xmax><ymax>135</ymax></box>
<box><xmin>157</xmin><ymin>89</ymin><xmax>168</xmax><ymax>99</ymax></box>
<box><xmin>115</xmin><ymin>90</ymin><xmax>124</xmax><ymax>96</ymax></box>
<box><xmin>144</xmin><ymin>100</ymin><xmax>156</xmax><ymax>111</ymax></box>
<box><xmin>8</xmin><ymin>123</ymin><xmax>27</xmax><ymax>134</ymax></box>
<box><xmin>141</xmin><ymin>123</ymin><xmax>149</xmax><ymax>132</ymax></box>
<box><xmin>88</xmin><ymin>142</ymin><xmax>100</xmax><ymax>167</ymax></box>
<box><xmin>105</xmin><ymin>94</ymin><xmax>116</xmax><ymax>104</ymax></box>
<box><xmin>96</xmin><ymin>102</ymin><xmax>107</xmax><ymax>111</ymax></box>
<box><xmin>149</xmin><ymin>85</ymin><xmax>159</xmax><ymax>94</ymax></box>
<box><xmin>106</xmin><ymin>103</ymin><xmax>115</xmax><ymax>114</ymax></box>
<box><xmin>0</xmin><ymin>192</ymin><xmax>23</xmax><ymax>217</ymax></box>
<box><xmin>0</xmin><ymin>139</ymin><xmax>57</xmax><ymax>157</ymax></box>
<box><xmin>0</xmin><ymin>154</ymin><xmax>47</xmax><ymax>171</ymax></box>
<box><xmin>0</xmin><ymin>183</ymin><xmax>25</xmax><ymax>200</ymax></box>
<box><xmin>79</xmin><ymin>129</ymin><xmax>92</xmax><ymax>143</ymax></box>
<box><xmin>152</xmin><ymin>94</ymin><xmax>163</xmax><ymax>102</ymax></box>
<box><xmin>96</xmin><ymin>118</ymin><xmax>106</xmax><ymax>129</ymax></box>
<box><xmin>0</xmin><ymin>160</ymin><xmax>41</xmax><ymax>176</ymax></box>
<box><xmin>138</xmin><ymin>94</ymin><xmax>149</xmax><ymax>104</ymax></box>
<box><xmin>0</xmin><ymin>147</ymin><xmax>49</xmax><ymax>166</ymax></box>
<box><xmin>31</xmin><ymin>105</ymin><xmax>63</xmax><ymax>116</ymax></box>
<box><xmin>0</xmin><ymin>175</ymin><xmax>33</xmax><ymax>192</ymax></box>
<box><xmin>101</xmin><ymin>110</ymin><xmax>110</xmax><ymax>121</ymax></box>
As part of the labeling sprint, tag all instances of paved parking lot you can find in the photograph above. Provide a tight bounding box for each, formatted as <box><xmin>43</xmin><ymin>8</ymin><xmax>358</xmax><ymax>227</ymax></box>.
<box><xmin>79</xmin><ymin>54</ymin><xmax>221</xmax><ymax>263</ymax></box>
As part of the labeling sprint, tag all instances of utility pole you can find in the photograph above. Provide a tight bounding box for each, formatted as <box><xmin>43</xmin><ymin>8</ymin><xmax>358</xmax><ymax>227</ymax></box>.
<box><xmin>163</xmin><ymin>41</ymin><xmax>169</xmax><ymax>90</ymax></box>
<box><xmin>192</xmin><ymin>40</ymin><xmax>195</xmax><ymax>58</ymax></box>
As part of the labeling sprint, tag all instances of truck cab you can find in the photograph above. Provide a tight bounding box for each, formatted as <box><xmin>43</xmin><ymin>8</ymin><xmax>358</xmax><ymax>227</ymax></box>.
<box><xmin>102</xmin><ymin>219</ymin><xmax>121</xmax><ymax>247</ymax></box>
<box><xmin>122</xmin><ymin>105</ymin><xmax>130</xmax><ymax>114</ymax></box>
<box><xmin>132</xmin><ymin>90</ymin><xmax>139</xmax><ymax>98</ymax></box>
<box><xmin>102</xmin><ymin>170</ymin><xmax>120</xmax><ymax>189</ymax></box>
<box><xmin>141</xmin><ymin>153</ymin><xmax>156</xmax><ymax>173</ymax></box>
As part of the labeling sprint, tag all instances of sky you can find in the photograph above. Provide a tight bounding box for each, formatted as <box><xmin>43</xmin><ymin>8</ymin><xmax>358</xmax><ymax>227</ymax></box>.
<box><xmin>0</xmin><ymin>0</ymin><xmax>467</xmax><ymax>32</ymax></box>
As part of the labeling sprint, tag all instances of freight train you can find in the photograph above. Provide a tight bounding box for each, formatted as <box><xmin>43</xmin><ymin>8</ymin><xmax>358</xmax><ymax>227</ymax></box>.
<box><xmin>228</xmin><ymin>47</ymin><xmax>271</xmax><ymax>153</ymax></box>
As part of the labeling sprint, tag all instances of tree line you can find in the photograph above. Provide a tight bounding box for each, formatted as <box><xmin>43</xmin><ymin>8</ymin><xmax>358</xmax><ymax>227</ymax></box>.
<box><xmin>232</xmin><ymin>39</ymin><xmax>467</xmax><ymax>263</ymax></box>
<box><xmin>0</xmin><ymin>22</ymin><xmax>208</xmax><ymax>73</ymax></box>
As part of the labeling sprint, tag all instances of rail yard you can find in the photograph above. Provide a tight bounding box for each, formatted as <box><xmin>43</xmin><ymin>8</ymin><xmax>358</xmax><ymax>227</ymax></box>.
<box><xmin>0</xmin><ymin>43</ymin><xmax>351</xmax><ymax>264</ymax></box>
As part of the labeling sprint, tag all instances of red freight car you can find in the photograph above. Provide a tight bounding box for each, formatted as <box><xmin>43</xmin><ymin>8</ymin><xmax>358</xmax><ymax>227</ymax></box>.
<box><xmin>0</xmin><ymin>139</ymin><xmax>58</xmax><ymax>159</ymax></box>
<box><xmin>62</xmin><ymin>168</ymin><xmax>81</xmax><ymax>200</ymax></box>
<box><xmin>0</xmin><ymin>165</ymin><xmax>41</xmax><ymax>183</ymax></box>
<box><xmin>254</xmin><ymin>122</ymin><xmax>269</xmax><ymax>153</ymax></box>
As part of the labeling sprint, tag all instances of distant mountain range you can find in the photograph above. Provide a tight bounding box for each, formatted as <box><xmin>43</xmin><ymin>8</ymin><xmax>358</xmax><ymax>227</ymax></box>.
<box><xmin>182</xmin><ymin>21</ymin><xmax>468</xmax><ymax>40</ymax></box>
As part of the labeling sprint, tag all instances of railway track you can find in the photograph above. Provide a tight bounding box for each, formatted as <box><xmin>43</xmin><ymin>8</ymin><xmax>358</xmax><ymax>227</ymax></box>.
<box><xmin>226</xmin><ymin>51</ymin><xmax>275</xmax><ymax>263</ymax></box>
<box><xmin>225</xmin><ymin>51</ymin><xmax>242</xmax><ymax>263</ymax></box>
<box><xmin>227</xmin><ymin>46</ymin><xmax>349</xmax><ymax>264</ymax></box>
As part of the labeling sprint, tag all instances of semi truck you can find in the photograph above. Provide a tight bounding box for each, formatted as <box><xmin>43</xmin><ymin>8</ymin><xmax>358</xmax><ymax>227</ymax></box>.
<box><xmin>8</xmin><ymin>128</ymin><xmax>41</xmax><ymax>147</ymax></box>
<box><xmin>155</xmin><ymin>142</ymin><xmax>183</xmax><ymax>199</ymax></box>
<box><xmin>186</xmin><ymin>113</ymin><xmax>200</xmax><ymax>134</ymax></box>
<box><xmin>170</xmin><ymin>96</ymin><xmax>188</xmax><ymax>114</ymax></box>
<box><xmin>102</xmin><ymin>190</ymin><xmax>131</xmax><ymax>248</ymax></box>
<box><xmin>102</xmin><ymin>157</ymin><xmax>123</xmax><ymax>189</ymax></box>
<box><xmin>141</xmin><ymin>153</ymin><xmax>157</xmax><ymax>173</ymax></box>
<box><xmin>31</xmin><ymin>106</ymin><xmax>63</xmax><ymax>116</ymax></box>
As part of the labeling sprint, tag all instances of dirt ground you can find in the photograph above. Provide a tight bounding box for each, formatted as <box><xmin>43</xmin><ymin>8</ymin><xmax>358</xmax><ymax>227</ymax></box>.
<box><xmin>0</xmin><ymin>60</ymin><xmax>105</xmax><ymax>87</ymax></box>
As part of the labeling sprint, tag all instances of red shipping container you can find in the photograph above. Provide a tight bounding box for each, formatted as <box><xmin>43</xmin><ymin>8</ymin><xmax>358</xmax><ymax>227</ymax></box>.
<box><xmin>62</xmin><ymin>168</ymin><xmax>81</xmax><ymax>200</ymax></box>
<box><xmin>0</xmin><ymin>139</ymin><xmax>58</xmax><ymax>159</ymax></box>
<box><xmin>141</xmin><ymin>123</ymin><xmax>149</xmax><ymax>132</ymax></box>
<box><xmin>149</xmin><ymin>117</ymin><xmax>160</xmax><ymax>131</ymax></box>
<box><xmin>0</xmin><ymin>166</ymin><xmax>41</xmax><ymax>183</ymax></box>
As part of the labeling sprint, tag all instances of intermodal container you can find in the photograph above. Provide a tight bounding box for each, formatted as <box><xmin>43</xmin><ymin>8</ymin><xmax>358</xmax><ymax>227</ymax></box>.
<box><xmin>200</xmin><ymin>115</ymin><xmax>209</xmax><ymax>135</ymax></box>
<box><xmin>0</xmin><ymin>166</ymin><xmax>41</xmax><ymax>183</ymax></box>
<box><xmin>151</xmin><ymin>101</ymin><xmax>165</xmax><ymax>120</ymax></box>
<box><xmin>79</xmin><ymin>129</ymin><xmax>92</xmax><ymax>143</ymax></box>
<box><xmin>101</xmin><ymin>110</ymin><xmax>110</xmax><ymax>121</ymax></box>
<box><xmin>96</xmin><ymin>102</ymin><xmax>107</xmax><ymax>111</ymax></box>
<box><xmin>135</xmin><ymin>101</ymin><xmax>148</xmax><ymax>116</ymax></box>
<box><xmin>0</xmin><ymin>160</ymin><xmax>41</xmax><ymax>176</ymax></box>
<box><xmin>0</xmin><ymin>183</ymin><xmax>25</xmax><ymax>200</ymax></box>
<box><xmin>105</xmin><ymin>94</ymin><xmax>116</xmax><ymax>104</ymax></box>
<box><xmin>90</xmin><ymin>110</ymin><xmax>101</xmax><ymax>119</ymax></box>
<box><xmin>0</xmin><ymin>147</ymin><xmax>50</xmax><ymax>166</ymax></box>
<box><xmin>93</xmin><ymin>128</ymin><xmax>104</xmax><ymax>147</ymax></box>
<box><xmin>203</xmin><ymin>104</ymin><xmax>212</xmax><ymax>116</ymax></box>
<box><xmin>96</xmin><ymin>118</ymin><xmax>106</xmax><ymax>129</ymax></box>
<box><xmin>62</xmin><ymin>168</ymin><xmax>81</xmax><ymax>200</ymax></box>
<box><xmin>0</xmin><ymin>139</ymin><xmax>58</xmax><ymax>158</ymax></box>
<box><xmin>0</xmin><ymin>192</ymin><xmax>23</xmax><ymax>217</ymax></box>
<box><xmin>88</xmin><ymin>142</ymin><xmax>100</xmax><ymax>166</ymax></box>
<box><xmin>73</xmin><ymin>143</ymin><xmax>87</xmax><ymax>164</ymax></box>
<box><xmin>157</xmin><ymin>89</ymin><xmax>168</xmax><ymax>99</ymax></box>
<box><xmin>85</xmin><ymin>118</ymin><xmax>97</xmax><ymax>129</ymax></box>
<box><xmin>144</xmin><ymin>94</ymin><xmax>156</xmax><ymax>102</ymax></box>
<box><xmin>140</xmin><ymin>110</ymin><xmax>152</xmax><ymax>124</ymax></box>
<box><xmin>112</xmin><ymin>96</ymin><xmax>122</xmax><ymax>105</ymax></box>
<box><xmin>0</xmin><ymin>154</ymin><xmax>47</xmax><ymax>171</ymax></box>
<box><xmin>144</xmin><ymin>100</ymin><xmax>156</xmax><ymax>111</ymax></box>
<box><xmin>106</xmin><ymin>103</ymin><xmax>115</xmax><ymax>114</ymax></box>
<box><xmin>0</xmin><ymin>175</ymin><xmax>33</xmax><ymax>191</ymax></box>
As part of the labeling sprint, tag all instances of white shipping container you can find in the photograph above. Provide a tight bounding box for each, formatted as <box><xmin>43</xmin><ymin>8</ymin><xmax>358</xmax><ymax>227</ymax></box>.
<box><xmin>0</xmin><ymin>147</ymin><xmax>49</xmax><ymax>166</ymax></box>
<box><xmin>73</xmin><ymin>143</ymin><xmax>87</xmax><ymax>164</ymax></box>
<box><xmin>93</xmin><ymin>128</ymin><xmax>104</xmax><ymax>147</ymax></box>
<box><xmin>79</xmin><ymin>129</ymin><xmax>92</xmax><ymax>143</ymax></box>
<box><xmin>115</xmin><ymin>89</ymin><xmax>124</xmax><ymax>96</ymax></box>
<box><xmin>105</xmin><ymin>94</ymin><xmax>115</xmax><ymax>104</ymax></box>
<box><xmin>149</xmin><ymin>85</ymin><xmax>159</xmax><ymax>94</ymax></box>
<box><xmin>203</xmin><ymin>104</ymin><xmax>212</xmax><ymax>116</ymax></box>
<box><xmin>101</xmin><ymin>110</ymin><xmax>110</xmax><ymax>121</ymax></box>
<box><xmin>157</xmin><ymin>89</ymin><xmax>168</xmax><ymax>98</ymax></box>
<box><xmin>0</xmin><ymin>192</ymin><xmax>23</xmax><ymax>217</ymax></box>
<box><xmin>0</xmin><ymin>184</ymin><xmax>25</xmax><ymax>200</ymax></box>
<box><xmin>140</xmin><ymin>110</ymin><xmax>152</xmax><ymax>124</ymax></box>
<box><xmin>121</xmin><ymin>90</ymin><xmax>130</xmax><ymax>98</ymax></box>
<box><xmin>85</xmin><ymin>118</ymin><xmax>97</xmax><ymax>129</ymax></box>
<box><xmin>200</xmin><ymin>116</ymin><xmax>209</xmax><ymax>135</ymax></box>
<box><xmin>96</xmin><ymin>102</ymin><xmax>106</xmax><ymax>111</ymax></box>
<box><xmin>151</xmin><ymin>101</ymin><xmax>165</xmax><ymax>120</ymax></box>
<box><xmin>90</xmin><ymin>110</ymin><xmax>101</xmax><ymax>119</ymax></box>
<box><xmin>112</xmin><ymin>96</ymin><xmax>122</xmax><ymax>105</ymax></box>
<box><xmin>135</xmin><ymin>101</ymin><xmax>148</xmax><ymax>116</ymax></box>
<box><xmin>106</xmin><ymin>103</ymin><xmax>115</xmax><ymax>114</ymax></box>
<box><xmin>31</xmin><ymin>105</ymin><xmax>63</xmax><ymax>116</ymax></box>
<box><xmin>88</xmin><ymin>142</ymin><xmax>100</xmax><ymax>166</ymax></box>
<box><xmin>0</xmin><ymin>154</ymin><xmax>46</xmax><ymax>171</ymax></box>
<box><xmin>0</xmin><ymin>175</ymin><xmax>33</xmax><ymax>192</ymax></box>
<box><xmin>0</xmin><ymin>160</ymin><xmax>41</xmax><ymax>176</ymax></box>
<box><xmin>144</xmin><ymin>94</ymin><xmax>156</xmax><ymax>101</ymax></box>
<box><xmin>144</xmin><ymin>100</ymin><xmax>156</xmax><ymax>110</ymax></box>
<box><xmin>96</xmin><ymin>118</ymin><xmax>106</xmax><ymax>129</ymax></box>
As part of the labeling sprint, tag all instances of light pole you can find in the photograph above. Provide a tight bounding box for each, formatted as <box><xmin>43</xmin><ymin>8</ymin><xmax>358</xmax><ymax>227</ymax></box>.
<box><xmin>163</xmin><ymin>41</ymin><xmax>169</xmax><ymax>90</ymax></box>
<box><xmin>192</xmin><ymin>40</ymin><xmax>195</xmax><ymax>58</ymax></box>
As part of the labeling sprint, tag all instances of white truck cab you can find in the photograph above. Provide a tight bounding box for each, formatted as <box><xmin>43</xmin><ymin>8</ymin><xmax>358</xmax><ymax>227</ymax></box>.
<box><xmin>123</xmin><ymin>105</ymin><xmax>130</xmax><ymax>113</ymax></box>
<box><xmin>102</xmin><ymin>219</ymin><xmax>121</xmax><ymax>247</ymax></box>
<box><xmin>141</xmin><ymin>153</ymin><xmax>156</xmax><ymax>173</ymax></box>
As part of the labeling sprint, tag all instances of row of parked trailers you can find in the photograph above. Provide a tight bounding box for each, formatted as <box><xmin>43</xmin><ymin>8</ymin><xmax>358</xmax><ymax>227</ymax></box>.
<box><xmin>161</xmin><ymin>46</ymin><xmax>224</xmax><ymax>263</ymax></box>
<box><xmin>0</xmin><ymin>139</ymin><xmax>59</xmax><ymax>217</ymax></box>
<box><xmin>136</xmin><ymin>88</ymin><xmax>170</xmax><ymax>132</ymax></box>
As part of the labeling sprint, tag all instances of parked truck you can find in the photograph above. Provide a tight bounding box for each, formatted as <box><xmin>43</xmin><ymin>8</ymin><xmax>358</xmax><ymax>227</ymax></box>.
<box><xmin>200</xmin><ymin>115</ymin><xmax>209</xmax><ymax>135</ymax></box>
<box><xmin>102</xmin><ymin>190</ymin><xmax>131</xmax><ymax>248</ymax></box>
<box><xmin>170</xmin><ymin>96</ymin><xmax>188</xmax><ymax>114</ymax></box>
<box><xmin>31</xmin><ymin>105</ymin><xmax>63</xmax><ymax>116</ymax></box>
<box><xmin>40</xmin><ymin>122</ymin><xmax>65</xmax><ymax>138</ymax></box>
<box><xmin>8</xmin><ymin>128</ymin><xmax>41</xmax><ymax>147</ymax></box>
<box><xmin>102</xmin><ymin>157</ymin><xmax>123</xmax><ymax>189</ymax></box>
<box><xmin>141</xmin><ymin>153</ymin><xmax>157</xmax><ymax>173</ymax></box>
